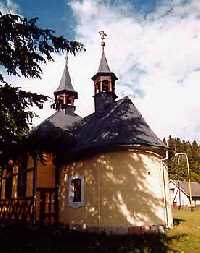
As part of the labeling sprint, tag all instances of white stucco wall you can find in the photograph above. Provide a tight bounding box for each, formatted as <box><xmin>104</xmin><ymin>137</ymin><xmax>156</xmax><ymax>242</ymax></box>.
<box><xmin>59</xmin><ymin>150</ymin><xmax>173</xmax><ymax>232</ymax></box>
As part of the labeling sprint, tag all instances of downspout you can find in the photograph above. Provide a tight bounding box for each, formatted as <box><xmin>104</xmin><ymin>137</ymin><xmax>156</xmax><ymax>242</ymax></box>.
<box><xmin>161</xmin><ymin>149</ymin><xmax>169</xmax><ymax>228</ymax></box>
<box><xmin>178</xmin><ymin>181</ymin><xmax>181</xmax><ymax>208</ymax></box>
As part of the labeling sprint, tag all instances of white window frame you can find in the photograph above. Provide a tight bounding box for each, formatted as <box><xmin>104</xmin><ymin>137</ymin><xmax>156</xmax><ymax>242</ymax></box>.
<box><xmin>68</xmin><ymin>175</ymin><xmax>84</xmax><ymax>208</ymax></box>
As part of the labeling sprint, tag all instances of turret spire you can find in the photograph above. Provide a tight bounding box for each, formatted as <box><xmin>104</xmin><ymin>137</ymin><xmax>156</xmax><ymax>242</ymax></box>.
<box><xmin>53</xmin><ymin>54</ymin><xmax>78</xmax><ymax>112</ymax></box>
<box><xmin>92</xmin><ymin>31</ymin><xmax>118</xmax><ymax>112</ymax></box>
<box><xmin>97</xmin><ymin>31</ymin><xmax>111</xmax><ymax>73</ymax></box>
<box><xmin>55</xmin><ymin>54</ymin><xmax>77</xmax><ymax>93</ymax></box>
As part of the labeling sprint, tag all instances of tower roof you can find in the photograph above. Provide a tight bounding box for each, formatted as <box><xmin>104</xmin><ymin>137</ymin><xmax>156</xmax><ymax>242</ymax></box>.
<box><xmin>92</xmin><ymin>31</ymin><xmax>117</xmax><ymax>80</ymax></box>
<box><xmin>55</xmin><ymin>54</ymin><xmax>76</xmax><ymax>93</ymax></box>
<box><xmin>97</xmin><ymin>47</ymin><xmax>111</xmax><ymax>73</ymax></box>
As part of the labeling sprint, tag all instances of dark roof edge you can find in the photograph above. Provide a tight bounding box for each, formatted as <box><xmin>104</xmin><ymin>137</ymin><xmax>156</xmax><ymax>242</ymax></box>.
<box><xmin>92</xmin><ymin>72</ymin><xmax>118</xmax><ymax>80</ymax></box>
<box><xmin>54</xmin><ymin>89</ymin><xmax>78</xmax><ymax>98</ymax></box>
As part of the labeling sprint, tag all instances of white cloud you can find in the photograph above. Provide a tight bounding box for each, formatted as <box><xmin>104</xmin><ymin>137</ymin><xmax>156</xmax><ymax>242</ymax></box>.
<box><xmin>3</xmin><ymin>0</ymin><xmax>200</xmax><ymax>142</ymax></box>
<box><xmin>0</xmin><ymin>0</ymin><xmax>21</xmax><ymax>14</ymax></box>
<box><xmin>67</xmin><ymin>0</ymin><xmax>200</xmax><ymax>141</ymax></box>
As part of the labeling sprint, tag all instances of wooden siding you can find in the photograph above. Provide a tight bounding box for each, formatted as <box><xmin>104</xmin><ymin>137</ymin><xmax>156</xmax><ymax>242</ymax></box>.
<box><xmin>26</xmin><ymin>171</ymin><xmax>33</xmax><ymax>197</ymax></box>
<box><xmin>36</xmin><ymin>153</ymin><xmax>55</xmax><ymax>188</ymax></box>
<box><xmin>0</xmin><ymin>153</ymin><xmax>57</xmax><ymax>224</ymax></box>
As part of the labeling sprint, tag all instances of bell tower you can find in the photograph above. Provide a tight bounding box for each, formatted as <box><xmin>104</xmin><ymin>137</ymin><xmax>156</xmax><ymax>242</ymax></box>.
<box><xmin>53</xmin><ymin>54</ymin><xmax>78</xmax><ymax>113</ymax></box>
<box><xmin>92</xmin><ymin>31</ymin><xmax>118</xmax><ymax>112</ymax></box>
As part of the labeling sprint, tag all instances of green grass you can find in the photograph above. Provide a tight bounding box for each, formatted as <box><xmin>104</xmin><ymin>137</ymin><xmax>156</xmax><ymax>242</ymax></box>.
<box><xmin>167</xmin><ymin>208</ymin><xmax>200</xmax><ymax>253</ymax></box>
<box><xmin>0</xmin><ymin>209</ymin><xmax>200</xmax><ymax>252</ymax></box>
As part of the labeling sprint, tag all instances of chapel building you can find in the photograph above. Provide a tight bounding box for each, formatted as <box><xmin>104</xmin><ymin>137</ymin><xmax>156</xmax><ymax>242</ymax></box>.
<box><xmin>0</xmin><ymin>33</ymin><xmax>173</xmax><ymax>233</ymax></box>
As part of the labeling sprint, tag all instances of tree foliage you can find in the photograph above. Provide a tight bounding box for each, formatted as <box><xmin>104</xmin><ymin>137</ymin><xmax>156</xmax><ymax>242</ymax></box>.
<box><xmin>166</xmin><ymin>136</ymin><xmax>200</xmax><ymax>182</ymax></box>
<box><xmin>0</xmin><ymin>12</ymin><xmax>84</xmax><ymax>160</ymax></box>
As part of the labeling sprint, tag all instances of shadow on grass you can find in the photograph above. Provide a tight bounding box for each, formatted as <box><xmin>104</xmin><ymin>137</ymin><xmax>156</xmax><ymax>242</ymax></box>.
<box><xmin>0</xmin><ymin>224</ymin><xmax>187</xmax><ymax>253</ymax></box>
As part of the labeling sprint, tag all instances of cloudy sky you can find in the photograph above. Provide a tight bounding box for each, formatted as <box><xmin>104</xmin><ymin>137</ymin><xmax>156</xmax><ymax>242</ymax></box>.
<box><xmin>1</xmin><ymin>0</ymin><xmax>200</xmax><ymax>141</ymax></box>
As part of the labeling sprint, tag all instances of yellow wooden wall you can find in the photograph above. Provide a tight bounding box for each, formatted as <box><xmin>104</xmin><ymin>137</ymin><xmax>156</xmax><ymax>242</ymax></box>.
<box><xmin>36</xmin><ymin>153</ymin><xmax>55</xmax><ymax>188</ymax></box>
<box><xmin>59</xmin><ymin>150</ymin><xmax>172</xmax><ymax>230</ymax></box>
<box><xmin>0</xmin><ymin>153</ymin><xmax>56</xmax><ymax>199</ymax></box>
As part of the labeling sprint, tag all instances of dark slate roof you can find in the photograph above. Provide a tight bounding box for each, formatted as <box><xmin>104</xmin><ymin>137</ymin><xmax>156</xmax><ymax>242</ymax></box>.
<box><xmin>28</xmin><ymin>109</ymin><xmax>82</xmax><ymax>149</ymax></box>
<box><xmin>55</xmin><ymin>55</ymin><xmax>76</xmax><ymax>93</ymax></box>
<box><xmin>40</xmin><ymin>109</ymin><xmax>81</xmax><ymax>130</ymax></box>
<box><xmin>74</xmin><ymin>96</ymin><xmax>165</xmax><ymax>153</ymax></box>
<box><xmin>172</xmin><ymin>180</ymin><xmax>200</xmax><ymax>197</ymax></box>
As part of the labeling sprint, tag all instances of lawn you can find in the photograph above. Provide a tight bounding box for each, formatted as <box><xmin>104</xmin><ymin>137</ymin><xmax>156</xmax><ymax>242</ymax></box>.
<box><xmin>0</xmin><ymin>209</ymin><xmax>199</xmax><ymax>253</ymax></box>
<box><xmin>167</xmin><ymin>208</ymin><xmax>200</xmax><ymax>253</ymax></box>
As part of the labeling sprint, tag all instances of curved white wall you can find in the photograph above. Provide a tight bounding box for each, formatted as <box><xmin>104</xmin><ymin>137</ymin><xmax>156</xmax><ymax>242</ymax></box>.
<box><xmin>59</xmin><ymin>150</ymin><xmax>172</xmax><ymax>233</ymax></box>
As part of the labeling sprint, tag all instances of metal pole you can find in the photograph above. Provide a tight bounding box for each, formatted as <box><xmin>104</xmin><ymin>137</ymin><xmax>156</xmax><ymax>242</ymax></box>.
<box><xmin>185</xmin><ymin>154</ymin><xmax>192</xmax><ymax>206</ymax></box>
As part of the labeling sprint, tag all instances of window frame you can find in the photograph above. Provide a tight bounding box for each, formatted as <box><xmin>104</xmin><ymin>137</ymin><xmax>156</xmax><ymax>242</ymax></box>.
<box><xmin>68</xmin><ymin>175</ymin><xmax>84</xmax><ymax>208</ymax></box>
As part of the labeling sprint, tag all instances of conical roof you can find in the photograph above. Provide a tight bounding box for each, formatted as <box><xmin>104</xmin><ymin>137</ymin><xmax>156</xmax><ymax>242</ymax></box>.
<box><xmin>55</xmin><ymin>55</ymin><xmax>76</xmax><ymax>93</ymax></box>
<box><xmin>92</xmin><ymin>40</ymin><xmax>117</xmax><ymax>81</ymax></box>
<box><xmin>97</xmin><ymin>47</ymin><xmax>111</xmax><ymax>73</ymax></box>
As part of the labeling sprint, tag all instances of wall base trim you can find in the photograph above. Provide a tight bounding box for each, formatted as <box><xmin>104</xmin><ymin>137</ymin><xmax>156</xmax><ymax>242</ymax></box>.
<box><xmin>68</xmin><ymin>224</ymin><xmax>166</xmax><ymax>235</ymax></box>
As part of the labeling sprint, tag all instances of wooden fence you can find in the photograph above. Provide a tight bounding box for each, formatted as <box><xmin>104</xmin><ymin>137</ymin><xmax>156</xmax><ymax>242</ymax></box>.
<box><xmin>0</xmin><ymin>197</ymin><xmax>34</xmax><ymax>223</ymax></box>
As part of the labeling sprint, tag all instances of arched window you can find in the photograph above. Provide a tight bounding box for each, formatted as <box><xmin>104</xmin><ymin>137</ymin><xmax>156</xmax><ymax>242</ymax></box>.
<box><xmin>102</xmin><ymin>80</ymin><xmax>109</xmax><ymax>92</ymax></box>
<box><xmin>68</xmin><ymin>176</ymin><xmax>84</xmax><ymax>208</ymax></box>
<box><xmin>58</xmin><ymin>95</ymin><xmax>64</xmax><ymax>105</ymax></box>
<box><xmin>66</xmin><ymin>96</ymin><xmax>74</xmax><ymax>105</ymax></box>
<box><xmin>72</xmin><ymin>178</ymin><xmax>81</xmax><ymax>202</ymax></box>
<box><xmin>96</xmin><ymin>82</ymin><xmax>100</xmax><ymax>93</ymax></box>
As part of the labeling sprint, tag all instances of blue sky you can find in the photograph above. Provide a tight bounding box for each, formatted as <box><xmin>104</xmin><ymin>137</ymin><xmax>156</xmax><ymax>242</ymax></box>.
<box><xmin>1</xmin><ymin>0</ymin><xmax>200</xmax><ymax>141</ymax></box>
<box><xmin>1</xmin><ymin>0</ymin><xmax>76</xmax><ymax>37</ymax></box>
<box><xmin>0</xmin><ymin>0</ymin><xmax>159</xmax><ymax>38</ymax></box>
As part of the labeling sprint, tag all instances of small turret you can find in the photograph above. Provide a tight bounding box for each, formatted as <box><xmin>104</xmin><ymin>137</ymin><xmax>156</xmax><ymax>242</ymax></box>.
<box><xmin>92</xmin><ymin>31</ymin><xmax>118</xmax><ymax>112</ymax></box>
<box><xmin>53</xmin><ymin>54</ymin><xmax>78</xmax><ymax>113</ymax></box>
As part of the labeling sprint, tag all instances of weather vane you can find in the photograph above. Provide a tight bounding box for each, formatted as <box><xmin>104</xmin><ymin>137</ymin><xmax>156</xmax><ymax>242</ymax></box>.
<box><xmin>99</xmin><ymin>31</ymin><xmax>107</xmax><ymax>47</ymax></box>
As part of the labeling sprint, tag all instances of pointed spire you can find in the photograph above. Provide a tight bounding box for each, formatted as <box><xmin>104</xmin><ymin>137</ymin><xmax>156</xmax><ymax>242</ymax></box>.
<box><xmin>92</xmin><ymin>32</ymin><xmax>118</xmax><ymax>112</ymax></box>
<box><xmin>97</xmin><ymin>31</ymin><xmax>111</xmax><ymax>73</ymax></box>
<box><xmin>53</xmin><ymin>53</ymin><xmax>78</xmax><ymax>112</ymax></box>
<box><xmin>55</xmin><ymin>54</ymin><xmax>76</xmax><ymax>93</ymax></box>
<box><xmin>92</xmin><ymin>31</ymin><xmax>117</xmax><ymax>81</ymax></box>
